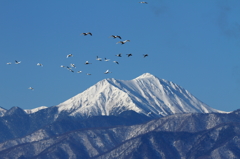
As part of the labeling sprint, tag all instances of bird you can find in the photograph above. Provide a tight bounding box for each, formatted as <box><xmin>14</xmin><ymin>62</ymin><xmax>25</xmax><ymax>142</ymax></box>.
<box><xmin>69</xmin><ymin>69</ymin><xmax>74</xmax><ymax>73</ymax></box>
<box><xmin>6</xmin><ymin>62</ymin><xmax>11</xmax><ymax>65</ymax></box>
<box><xmin>96</xmin><ymin>56</ymin><xmax>102</xmax><ymax>61</ymax></box>
<box><xmin>85</xmin><ymin>61</ymin><xmax>92</xmax><ymax>65</ymax></box>
<box><xmin>15</xmin><ymin>60</ymin><xmax>21</xmax><ymax>64</ymax></box>
<box><xmin>66</xmin><ymin>54</ymin><xmax>73</xmax><ymax>58</ymax></box>
<box><xmin>80</xmin><ymin>32</ymin><xmax>92</xmax><ymax>36</ymax></box>
<box><xmin>28</xmin><ymin>87</ymin><xmax>34</xmax><ymax>90</ymax></box>
<box><xmin>143</xmin><ymin>54</ymin><xmax>148</xmax><ymax>58</ymax></box>
<box><xmin>116</xmin><ymin>53</ymin><xmax>122</xmax><ymax>57</ymax></box>
<box><xmin>37</xmin><ymin>63</ymin><xmax>43</xmax><ymax>67</ymax></box>
<box><xmin>116</xmin><ymin>40</ymin><xmax>130</xmax><ymax>44</ymax></box>
<box><xmin>113</xmin><ymin>61</ymin><xmax>119</xmax><ymax>64</ymax></box>
<box><xmin>70</xmin><ymin>63</ymin><xmax>76</xmax><ymax>68</ymax></box>
<box><xmin>110</xmin><ymin>35</ymin><xmax>121</xmax><ymax>39</ymax></box>
<box><xmin>77</xmin><ymin>71</ymin><xmax>82</xmax><ymax>73</ymax></box>
<box><xmin>126</xmin><ymin>54</ymin><xmax>132</xmax><ymax>57</ymax></box>
<box><xmin>104</xmin><ymin>70</ymin><xmax>111</xmax><ymax>74</ymax></box>
<box><xmin>139</xmin><ymin>1</ymin><xmax>148</xmax><ymax>4</ymax></box>
<box><xmin>86</xmin><ymin>73</ymin><xmax>91</xmax><ymax>75</ymax></box>
<box><xmin>104</xmin><ymin>58</ymin><xmax>110</xmax><ymax>61</ymax></box>
<box><xmin>60</xmin><ymin>65</ymin><xmax>65</xmax><ymax>68</ymax></box>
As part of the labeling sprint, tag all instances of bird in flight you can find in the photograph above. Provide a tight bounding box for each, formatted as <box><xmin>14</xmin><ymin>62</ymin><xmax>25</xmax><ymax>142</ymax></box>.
<box><xmin>6</xmin><ymin>62</ymin><xmax>11</xmax><ymax>65</ymax></box>
<box><xmin>66</xmin><ymin>66</ymin><xmax>71</xmax><ymax>70</ymax></box>
<box><xmin>104</xmin><ymin>58</ymin><xmax>110</xmax><ymax>61</ymax></box>
<box><xmin>70</xmin><ymin>63</ymin><xmax>76</xmax><ymax>68</ymax></box>
<box><xmin>113</xmin><ymin>61</ymin><xmax>119</xmax><ymax>64</ymax></box>
<box><xmin>15</xmin><ymin>60</ymin><xmax>21</xmax><ymax>64</ymax></box>
<box><xmin>104</xmin><ymin>70</ymin><xmax>111</xmax><ymax>74</ymax></box>
<box><xmin>143</xmin><ymin>54</ymin><xmax>148</xmax><ymax>58</ymax></box>
<box><xmin>37</xmin><ymin>63</ymin><xmax>43</xmax><ymax>67</ymax></box>
<box><xmin>110</xmin><ymin>35</ymin><xmax>121</xmax><ymax>39</ymax></box>
<box><xmin>80</xmin><ymin>32</ymin><xmax>92</xmax><ymax>36</ymax></box>
<box><xmin>66</xmin><ymin>54</ymin><xmax>73</xmax><ymax>58</ymax></box>
<box><xmin>116</xmin><ymin>53</ymin><xmax>122</xmax><ymax>57</ymax></box>
<box><xmin>85</xmin><ymin>61</ymin><xmax>92</xmax><ymax>65</ymax></box>
<box><xmin>126</xmin><ymin>54</ymin><xmax>132</xmax><ymax>57</ymax></box>
<box><xmin>28</xmin><ymin>87</ymin><xmax>34</xmax><ymax>90</ymax></box>
<box><xmin>139</xmin><ymin>1</ymin><xmax>148</xmax><ymax>4</ymax></box>
<box><xmin>116</xmin><ymin>40</ymin><xmax>130</xmax><ymax>44</ymax></box>
<box><xmin>96</xmin><ymin>56</ymin><xmax>102</xmax><ymax>61</ymax></box>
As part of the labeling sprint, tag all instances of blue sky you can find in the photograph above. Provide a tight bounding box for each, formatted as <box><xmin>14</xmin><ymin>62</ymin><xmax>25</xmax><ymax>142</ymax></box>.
<box><xmin>0</xmin><ymin>0</ymin><xmax>239</xmax><ymax>112</ymax></box>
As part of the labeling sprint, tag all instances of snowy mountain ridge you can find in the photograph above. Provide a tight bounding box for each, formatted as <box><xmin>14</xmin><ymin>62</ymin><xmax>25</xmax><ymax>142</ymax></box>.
<box><xmin>24</xmin><ymin>106</ymin><xmax>48</xmax><ymax>114</ymax></box>
<box><xmin>57</xmin><ymin>73</ymin><xmax>222</xmax><ymax>118</ymax></box>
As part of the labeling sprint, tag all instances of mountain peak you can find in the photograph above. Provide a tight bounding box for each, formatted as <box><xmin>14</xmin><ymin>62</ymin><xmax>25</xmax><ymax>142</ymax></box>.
<box><xmin>56</xmin><ymin>73</ymin><xmax>222</xmax><ymax>119</ymax></box>
<box><xmin>5</xmin><ymin>106</ymin><xmax>27</xmax><ymax>116</ymax></box>
<box><xmin>135</xmin><ymin>73</ymin><xmax>156</xmax><ymax>79</ymax></box>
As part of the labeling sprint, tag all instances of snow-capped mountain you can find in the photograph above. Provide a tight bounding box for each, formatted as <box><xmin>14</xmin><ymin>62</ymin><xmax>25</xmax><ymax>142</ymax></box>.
<box><xmin>57</xmin><ymin>73</ymin><xmax>221</xmax><ymax>118</ymax></box>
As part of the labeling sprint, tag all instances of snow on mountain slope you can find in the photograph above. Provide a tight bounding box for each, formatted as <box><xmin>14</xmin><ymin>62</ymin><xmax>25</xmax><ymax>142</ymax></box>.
<box><xmin>0</xmin><ymin>107</ymin><xmax>7</xmax><ymax>117</ymax></box>
<box><xmin>24</xmin><ymin>106</ymin><xmax>48</xmax><ymax>114</ymax></box>
<box><xmin>57</xmin><ymin>73</ymin><xmax>222</xmax><ymax>118</ymax></box>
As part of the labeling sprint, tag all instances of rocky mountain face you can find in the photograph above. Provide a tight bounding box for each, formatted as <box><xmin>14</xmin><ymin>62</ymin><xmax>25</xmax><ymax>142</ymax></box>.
<box><xmin>0</xmin><ymin>73</ymin><xmax>236</xmax><ymax>159</ymax></box>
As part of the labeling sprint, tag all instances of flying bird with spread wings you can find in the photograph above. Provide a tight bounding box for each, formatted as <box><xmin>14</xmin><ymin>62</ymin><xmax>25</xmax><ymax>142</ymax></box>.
<box><xmin>80</xmin><ymin>32</ymin><xmax>92</xmax><ymax>36</ymax></box>
<box><xmin>116</xmin><ymin>40</ymin><xmax>130</xmax><ymax>44</ymax></box>
<box><xmin>110</xmin><ymin>35</ymin><xmax>121</xmax><ymax>39</ymax></box>
<box><xmin>15</xmin><ymin>60</ymin><xmax>21</xmax><ymax>64</ymax></box>
<box><xmin>66</xmin><ymin>54</ymin><xmax>73</xmax><ymax>58</ymax></box>
<box><xmin>104</xmin><ymin>70</ymin><xmax>112</xmax><ymax>74</ymax></box>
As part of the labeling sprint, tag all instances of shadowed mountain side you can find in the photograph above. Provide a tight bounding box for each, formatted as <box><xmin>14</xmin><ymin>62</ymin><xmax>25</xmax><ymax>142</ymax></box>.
<box><xmin>0</xmin><ymin>110</ymin><xmax>151</xmax><ymax>148</ymax></box>
<box><xmin>0</xmin><ymin>111</ymin><xmax>239</xmax><ymax>158</ymax></box>
<box><xmin>92</xmin><ymin>123</ymin><xmax>240</xmax><ymax>159</ymax></box>
<box><xmin>0</xmin><ymin>106</ymin><xmax>59</xmax><ymax>143</ymax></box>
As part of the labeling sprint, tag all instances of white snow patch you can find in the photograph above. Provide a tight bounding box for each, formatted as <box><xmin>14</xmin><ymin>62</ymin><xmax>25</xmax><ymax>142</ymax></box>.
<box><xmin>24</xmin><ymin>106</ymin><xmax>48</xmax><ymax>114</ymax></box>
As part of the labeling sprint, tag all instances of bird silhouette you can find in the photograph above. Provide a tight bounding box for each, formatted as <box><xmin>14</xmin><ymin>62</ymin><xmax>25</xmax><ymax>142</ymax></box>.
<box><xmin>96</xmin><ymin>56</ymin><xmax>102</xmax><ymax>61</ymax></box>
<box><xmin>126</xmin><ymin>54</ymin><xmax>132</xmax><ymax>57</ymax></box>
<box><xmin>104</xmin><ymin>58</ymin><xmax>110</xmax><ymax>61</ymax></box>
<box><xmin>85</xmin><ymin>61</ymin><xmax>92</xmax><ymax>65</ymax></box>
<box><xmin>113</xmin><ymin>61</ymin><xmax>119</xmax><ymax>64</ymax></box>
<box><xmin>15</xmin><ymin>60</ymin><xmax>21</xmax><ymax>64</ymax></box>
<box><xmin>116</xmin><ymin>40</ymin><xmax>130</xmax><ymax>44</ymax></box>
<box><xmin>110</xmin><ymin>35</ymin><xmax>121</xmax><ymax>39</ymax></box>
<box><xmin>80</xmin><ymin>32</ymin><xmax>92</xmax><ymax>36</ymax></box>
<box><xmin>66</xmin><ymin>54</ymin><xmax>73</xmax><ymax>58</ymax></box>
<box><xmin>143</xmin><ymin>54</ymin><xmax>148</xmax><ymax>58</ymax></box>
<box><xmin>116</xmin><ymin>53</ymin><xmax>122</xmax><ymax>57</ymax></box>
<box><xmin>104</xmin><ymin>70</ymin><xmax>111</xmax><ymax>74</ymax></box>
